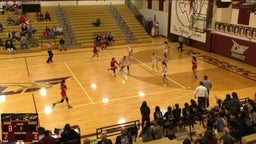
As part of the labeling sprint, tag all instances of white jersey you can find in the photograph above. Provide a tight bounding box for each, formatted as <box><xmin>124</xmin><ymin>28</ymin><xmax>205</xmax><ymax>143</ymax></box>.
<box><xmin>151</xmin><ymin>55</ymin><xmax>157</xmax><ymax>64</ymax></box>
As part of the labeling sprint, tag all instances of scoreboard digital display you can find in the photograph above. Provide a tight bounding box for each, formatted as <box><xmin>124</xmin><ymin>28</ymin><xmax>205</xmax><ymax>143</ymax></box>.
<box><xmin>1</xmin><ymin>113</ymin><xmax>39</xmax><ymax>143</ymax></box>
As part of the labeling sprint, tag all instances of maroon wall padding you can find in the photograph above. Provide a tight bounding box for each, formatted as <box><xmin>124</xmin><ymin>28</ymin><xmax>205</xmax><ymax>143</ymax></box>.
<box><xmin>159</xmin><ymin>0</ymin><xmax>164</xmax><ymax>11</ymax></box>
<box><xmin>148</xmin><ymin>0</ymin><xmax>152</xmax><ymax>9</ymax></box>
<box><xmin>212</xmin><ymin>34</ymin><xmax>256</xmax><ymax>66</ymax></box>
<box><xmin>237</xmin><ymin>8</ymin><xmax>250</xmax><ymax>25</ymax></box>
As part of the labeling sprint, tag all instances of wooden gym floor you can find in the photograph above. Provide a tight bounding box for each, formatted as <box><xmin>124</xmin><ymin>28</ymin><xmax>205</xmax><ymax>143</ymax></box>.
<box><xmin>0</xmin><ymin>37</ymin><xmax>255</xmax><ymax>140</ymax></box>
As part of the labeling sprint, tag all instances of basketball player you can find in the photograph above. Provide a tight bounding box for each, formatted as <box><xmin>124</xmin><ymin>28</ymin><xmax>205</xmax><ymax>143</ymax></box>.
<box><xmin>119</xmin><ymin>56</ymin><xmax>130</xmax><ymax>74</ymax></box>
<box><xmin>91</xmin><ymin>43</ymin><xmax>99</xmax><ymax>59</ymax></box>
<box><xmin>127</xmin><ymin>41</ymin><xmax>133</xmax><ymax>59</ymax></box>
<box><xmin>53</xmin><ymin>80</ymin><xmax>72</xmax><ymax>109</ymax></box>
<box><xmin>151</xmin><ymin>52</ymin><xmax>159</xmax><ymax>71</ymax></box>
<box><xmin>192</xmin><ymin>56</ymin><xmax>198</xmax><ymax>79</ymax></box>
<box><xmin>162</xmin><ymin>41</ymin><xmax>169</xmax><ymax>62</ymax></box>
<box><xmin>161</xmin><ymin>61</ymin><xmax>168</xmax><ymax>87</ymax></box>
<box><xmin>108</xmin><ymin>57</ymin><xmax>119</xmax><ymax>77</ymax></box>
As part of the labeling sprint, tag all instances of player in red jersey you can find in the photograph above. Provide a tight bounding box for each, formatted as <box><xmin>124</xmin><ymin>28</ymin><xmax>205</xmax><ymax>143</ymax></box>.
<box><xmin>108</xmin><ymin>57</ymin><xmax>119</xmax><ymax>76</ymax></box>
<box><xmin>192</xmin><ymin>56</ymin><xmax>198</xmax><ymax>79</ymax></box>
<box><xmin>53</xmin><ymin>80</ymin><xmax>72</xmax><ymax>109</ymax></box>
<box><xmin>91</xmin><ymin>43</ymin><xmax>99</xmax><ymax>59</ymax></box>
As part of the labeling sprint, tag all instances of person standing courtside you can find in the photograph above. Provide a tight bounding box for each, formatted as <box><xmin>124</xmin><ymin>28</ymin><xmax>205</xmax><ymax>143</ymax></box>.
<box><xmin>202</xmin><ymin>75</ymin><xmax>212</xmax><ymax>107</ymax></box>
<box><xmin>59</xmin><ymin>37</ymin><xmax>66</xmax><ymax>51</ymax></box>
<box><xmin>194</xmin><ymin>81</ymin><xmax>208</xmax><ymax>109</ymax></box>
<box><xmin>46</xmin><ymin>42</ymin><xmax>53</xmax><ymax>63</ymax></box>
<box><xmin>177</xmin><ymin>35</ymin><xmax>184</xmax><ymax>52</ymax></box>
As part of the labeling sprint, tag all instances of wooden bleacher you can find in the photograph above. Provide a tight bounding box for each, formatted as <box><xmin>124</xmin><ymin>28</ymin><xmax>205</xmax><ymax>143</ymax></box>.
<box><xmin>64</xmin><ymin>5</ymin><xmax>126</xmax><ymax>48</ymax></box>
<box><xmin>114</xmin><ymin>5</ymin><xmax>151</xmax><ymax>43</ymax></box>
<box><xmin>0</xmin><ymin>6</ymin><xmax>61</xmax><ymax>54</ymax></box>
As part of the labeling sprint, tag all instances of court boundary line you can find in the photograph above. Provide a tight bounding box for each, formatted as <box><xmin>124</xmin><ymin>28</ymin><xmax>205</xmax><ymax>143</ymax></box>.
<box><xmin>134</xmin><ymin>58</ymin><xmax>186</xmax><ymax>89</ymax></box>
<box><xmin>64</xmin><ymin>62</ymin><xmax>95</xmax><ymax>104</ymax></box>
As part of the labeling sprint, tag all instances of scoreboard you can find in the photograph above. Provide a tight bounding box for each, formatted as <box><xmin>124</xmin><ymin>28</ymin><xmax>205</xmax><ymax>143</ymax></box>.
<box><xmin>1</xmin><ymin>113</ymin><xmax>39</xmax><ymax>143</ymax></box>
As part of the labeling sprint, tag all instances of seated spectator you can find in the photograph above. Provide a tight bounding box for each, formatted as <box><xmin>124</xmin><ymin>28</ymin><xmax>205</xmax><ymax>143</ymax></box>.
<box><xmin>38</xmin><ymin>130</ymin><xmax>56</xmax><ymax>144</ymax></box>
<box><xmin>36</xmin><ymin>12</ymin><xmax>44</xmax><ymax>21</ymax></box>
<box><xmin>153</xmin><ymin>105</ymin><xmax>163</xmax><ymax>124</ymax></box>
<box><xmin>5</xmin><ymin>39</ymin><xmax>15</xmax><ymax>55</ymax></box>
<box><xmin>45</xmin><ymin>11</ymin><xmax>51</xmax><ymax>21</ymax></box>
<box><xmin>221</xmin><ymin>127</ymin><xmax>234</xmax><ymax>144</ymax></box>
<box><xmin>11</xmin><ymin>2</ymin><xmax>19</xmax><ymax>15</ymax></box>
<box><xmin>0</xmin><ymin>3</ymin><xmax>4</xmax><ymax>15</ymax></box>
<box><xmin>60</xmin><ymin>123</ymin><xmax>80</xmax><ymax>144</ymax></box>
<box><xmin>48</xmin><ymin>29</ymin><xmax>55</xmax><ymax>39</ymax></box>
<box><xmin>115</xmin><ymin>127</ymin><xmax>133</xmax><ymax>144</ymax></box>
<box><xmin>152</xmin><ymin>120</ymin><xmax>163</xmax><ymax>140</ymax></box>
<box><xmin>6</xmin><ymin>15</ymin><xmax>15</xmax><ymax>25</ymax></box>
<box><xmin>20</xmin><ymin>36</ymin><xmax>29</xmax><ymax>49</ymax></box>
<box><xmin>21</xmin><ymin>24</ymin><xmax>27</xmax><ymax>34</ymax></box>
<box><xmin>97</xmin><ymin>131</ymin><xmax>112</xmax><ymax>144</ymax></box>
<box><xmin>92</xmin><ymin>18</ymin><xmax>101</xmax><ymax>27</ymax></box>
<box><xmin>140</xmin><ymin>121</ymin><xmax>154</xmax><ymax>142</ymax></box>
<box><xmin>107</xmin><ymin>32</ymin><xmax>114</xmax><ymax>46</ymax></box>
<box><xmin>43</xmin><ymin>30</ymin><xmax>49</xmax><ymax>38</ymax></box>
<box><xmin>0</xmin><ymin>23</ymin><xmax>3</xmax><ymax>32</ymax></box>
<box><xmin>56</xmin><ymin>25</ymin><xmax>63</xmax><ymax>35</ymax></box>
<box><xmin>29</xmin><ymin>36</ymin><xmax>39</xmax><ymax>47</ymax></box>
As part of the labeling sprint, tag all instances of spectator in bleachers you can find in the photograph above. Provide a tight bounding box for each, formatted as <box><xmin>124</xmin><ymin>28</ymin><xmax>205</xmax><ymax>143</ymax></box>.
<box><xmin>194</xmin><ymin>130</ymin><xmax>217</xmax><ymax>144</ymax></box>
<box><xmin>231</xmin><ymin>92</ymin><xmax>240</xmax><ymax>106</ymax></box>
<box><xmin>0</xmin><ymin>23</ymin><xmax>3</xmax><ymax>32</ymax></box>
<box><xmin>115</xmin><ymin>127</ymin><xmax>133</xmax><ymax>144</ymax></box>
<box><xmin>6</xmin><ymin>15</ymin><xmax>15</xmax><ymax>25</ymax></box>
<box><xmin>45</xmin><ymin>11</ymin><xmax>51</xmax><ymax>21</ymax></box>
<box><xmin>151</xmin><ymin>120</ymin><xmax>163</xmax><ymax>140</ymax></box>
<box><xmin>20</xmin><ymin>36</ymin><xmax>28</xmax><ymax>49</ymax></box>
<box><xmin>38</xmin><ymin>130</ymin><xmax>56</xmax><ymax>144</ymax></box>
<box><xmin>59</xmin><ymin>37</ymin><xmax>66</xmax><ymax>51</ymax></box>
<box><xmin>221</xmin><ymin>127</ymin><xmax>234</xmax><ymax>144</ymax></box>
<box><xmin>36</xmin><ymin>12</ymin><xmax>44</xmax><ymax>21</ymax></box>
<box><xmin>60</xmin><ymin>123</ymin><xmax>80</xmax><ymax>144</ymax></box>
<box><xmin>140</xmin><ymin>101</ymin><xmax>150</xmax><ymax>129</ymax></box>
<box><xmin>6</xmin><ymin>31</ymin><xmax>13</xmax><ymax>40</ymax></box>
<box><xmin>5</xmin><ymin>39</ymin><xmax>15</xmax><ymax>55</ymax></box>
<box><xmin>11</xmin><ymin>1</ymin><xmax>19</xmax><ymax>15</ymax></box>
<box><xmin>0</xmin><ymin>3</ymin><xmax>4</xmax><ymax>15</ymax></box>
<box><xmin>97</xmin><ymin>131</ymin><xmax>112</xmax><ymax>144</ymax></box>
<box><xmin>140</xmin><ymin>121</ymin><xmax>154</xmax><ymax>142</ymax></box>
<box><xmin>107</xmin><ymin>32</ymin><xmax>114</xmax><ymax>46</ymax></box>
<box><xmin>21</xmin><ymin>24</ymin><xmax>27</xmax><ymax>34</ymax></box>
<box><xmin>48</xmin><ymin>29</ymin><xmax>55</xmax><ymax>39</ymax></box>
<box><xmin>29</xmin><ymin>35</ymin><xmax>39</xmax><ymax>47</ymax></box>
<box><xmin>19</xmin><ymin>15</ymin><xmax>26</xmax><ymax>24</ymax></box>
<box><xmin>223</xmin><ymin>94</ymin><xmax>232</xmax><ymax>107</ymax></box>
<box><xmin>56</xmin><ymin>25</ymin><xmax>63</xmax><ymax>35</ymax></box>
<box><xmin>164</xmin><ymin>106</ymin><xmax>175</xmax><ymax>126</ymax></box>
<box><xmin>153</xmin><ymin>106</ymin><xmax>163</xmax><ymax>125</ymax></box>
<box><xmin>173</xmin><ymin>103</ymin><xmax>182</xmax><ymax>123</ymax></box>
<box><xmin>95</xmin><ymin>33</ymin><xmax>101</xmax><ymax>46</ymax></box>
<box><xmin>92</xmin><ymin>18</ymin><xmax>101</xmax><ymax>27</ymax></box>
<box><xmin>43</xmin><ymin>30</ymin><xmax>49</xmax><ymax>38</ymax></box>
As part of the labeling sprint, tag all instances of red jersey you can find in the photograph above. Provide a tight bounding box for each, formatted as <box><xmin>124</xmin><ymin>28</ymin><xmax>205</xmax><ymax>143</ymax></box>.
<box><xmin>110</xmin><ymin>59</ymin><xmax>118</xmax><ymax>69</ymax></box>
<box><xmin>101</xmin><ymin>37</ymin><xmax>105</xmax><ymax>46</ymax></box>
<box><xmin>192</xmin><ymin>60</ymin><xmax>197</xmax><ymax>70</ymax></box>
<box><xmin>60</xmin><ymin>84</ymin><xmax>67</xmax><ymax>97</ymax></box>
<box><xmin>93</xmin><ymin>45</ymin><xmax>98</xmax><ymax>53</ymax></box>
